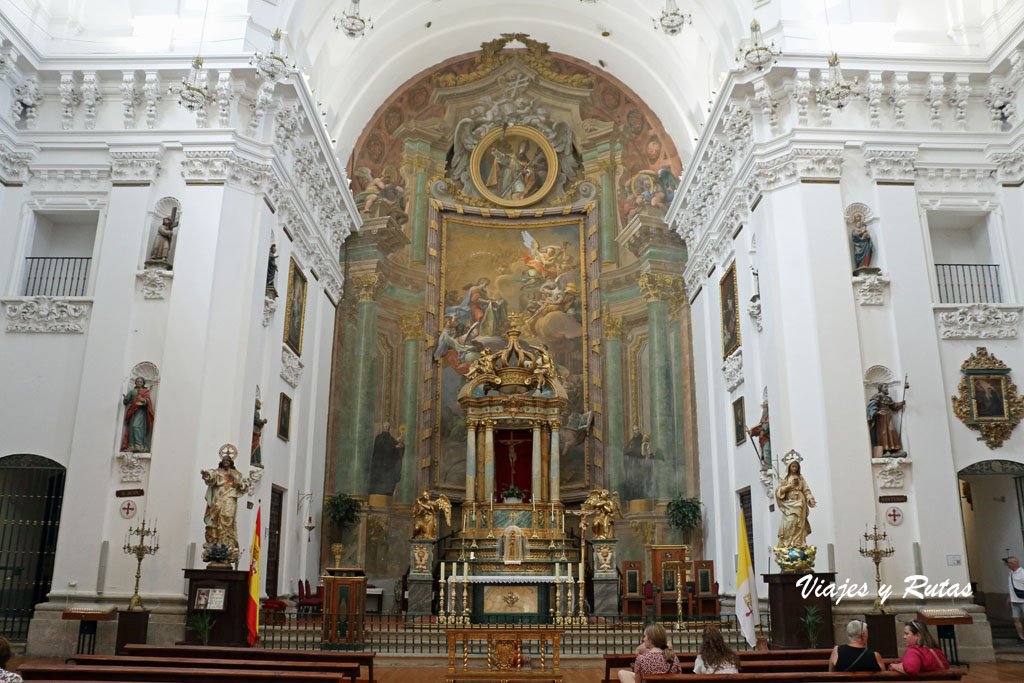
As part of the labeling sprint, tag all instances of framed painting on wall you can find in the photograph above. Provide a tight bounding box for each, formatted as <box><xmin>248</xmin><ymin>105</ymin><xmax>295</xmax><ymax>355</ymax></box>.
<box><xmin>277</xmin><ymin>392</ymin><xmax>291</xmax><ymax>442</ymax></box>
<box><xmin>720</xmin><ymin>261</ymin><xmax>740</xmax><ymax>359</ymax></box>
<box><xmin>732</xmin><ymin>397</ymin><xmax>746</xmax><ymax>445</ymax></box>
<box><xmin>283</xmin><ymin>258</ymin><xmax>307</xmax><ymax>355</ymax></box>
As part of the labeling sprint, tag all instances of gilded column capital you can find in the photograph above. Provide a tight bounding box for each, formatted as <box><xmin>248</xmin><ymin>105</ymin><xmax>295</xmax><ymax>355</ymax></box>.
<box><xmin>602</xmin><ymin>312</ymin><xmax>624</xmax><ymax>339</ymax></box>
<box><xmin>549</xmin><ymin>419</ymin><xmax>562</xmax><ymax>431</ymax></box>
<box><xmin>530</xmin><ymin>420</ymin><xmax>544</xmax><ymax>430</ymax></box>
<box><xmin>483</xmin><ymin>419</ymin><xmax>497</xmax><ymax>430</ymax></box>
<box><xmin>466</xmin><ymin>419</ymin><xmax>479</xmax><ymax>432</ymax></box>
<box><xmin>351</xmin><ymin>272</ymin><xmax>385</xmax><ymax>302</ymax></box>
<box><xmin>638</xmin><ymin>272</ymin><xmax>684</xmax><ymax>303</ymax></box>
<box><xmin>400</xmin><ymin>311</ymin><xmax>424</xmax><ymax>339</ymax></box>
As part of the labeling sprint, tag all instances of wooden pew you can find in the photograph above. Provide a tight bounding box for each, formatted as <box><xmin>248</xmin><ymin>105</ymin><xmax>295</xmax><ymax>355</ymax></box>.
<box><xmin>122</xmin><ymin>645</ymin><xmax>375</xmax><ymax>683</ymax></box>
<box><xmin>644</xmin><ymin>672</ymin><xmax>965</xmax><ymax>682</ymax></box>
<box><xmin>604</xmin><ymin>649</ymin><xmax>834</xmax><ymax>683</ymax></box>
<box><xmin>70</xmin><ymin>656</ymin><xmax>358</xmax><ymax>682</ymax></box>
<box><xmin>19</xmin><ymin>664</ymin><xmax>346</xmax><ymax>683</ymax></box>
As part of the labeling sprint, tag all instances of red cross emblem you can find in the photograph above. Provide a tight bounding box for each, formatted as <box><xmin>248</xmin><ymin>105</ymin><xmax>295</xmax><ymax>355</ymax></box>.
<box><xmin>120</xmin><ymin>501</ymin><xmax>137</xmax><ymax>519</ymax></box>
<box><xmin>885</xmin><ymin>506</ymin><xmax>903</xmax><ymax>526</ymax></box>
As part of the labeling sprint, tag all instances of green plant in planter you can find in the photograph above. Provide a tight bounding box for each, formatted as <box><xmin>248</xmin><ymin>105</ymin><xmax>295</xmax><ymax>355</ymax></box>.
<box><xmin>186</xmin><ymin>610</ymin><xmax>217</xmax><ymax>645</ymax></box>
<box><xmin>800</xmin><ymin>605</ymin><xmax>824</xmax><ymax>648</ymax></box>
<box><xmin>665</xmin><ymin>495</ymin><xmax>703</xmax><ymax>541</ymax></box>
<box><xmin>324</xmin><ymin>493</ymin><xmax>362</xmax><ymax>537</ymax></box>
<box><xmin>502</xmin><ymin>484</ymin><xmax>527</xmax><ymax>501</ymax></box>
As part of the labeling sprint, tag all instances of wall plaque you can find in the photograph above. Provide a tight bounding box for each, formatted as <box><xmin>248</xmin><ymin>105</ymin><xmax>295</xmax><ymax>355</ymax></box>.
<box><xmin>116</xmin><ymin>488</ymin><xmax>144</xmax><ymax>498</ymax></box>
<box><xmin>878</xmin><ymin>495</ymin><xmax>907</xmax><ymax>503</ymax></box>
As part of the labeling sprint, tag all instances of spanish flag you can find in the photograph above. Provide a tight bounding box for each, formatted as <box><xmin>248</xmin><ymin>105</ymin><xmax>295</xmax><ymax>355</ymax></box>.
<box><xmin>246</xmin><ymin>507</ymin><xmax>261</xmax><ymax>646</ymax></box>
<box><xmin>736</xmin><ymin>508</ymin><xmax>760</xmax><ymax>648</ymax></box>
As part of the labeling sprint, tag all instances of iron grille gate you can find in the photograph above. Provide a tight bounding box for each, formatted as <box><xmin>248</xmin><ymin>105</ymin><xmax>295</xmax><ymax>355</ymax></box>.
<box><xmin>0</xmin><ymin>454</ymin><xmax>66</xmax><ymax>641</ymax></box>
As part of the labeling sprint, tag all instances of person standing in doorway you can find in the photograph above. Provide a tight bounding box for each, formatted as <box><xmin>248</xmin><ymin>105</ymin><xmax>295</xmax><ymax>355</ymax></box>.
<box><xmin>1007</xmin><ymin>556</ymin><xmax>1024</xmax><ymax>643</ymax></box>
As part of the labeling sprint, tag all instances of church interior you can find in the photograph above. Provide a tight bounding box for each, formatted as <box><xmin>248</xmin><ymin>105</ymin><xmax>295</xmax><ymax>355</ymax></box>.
<box><xmin>3</xmin><ymin>0</ymin><xmax>1024</xmax><ymax>680</ymax></box>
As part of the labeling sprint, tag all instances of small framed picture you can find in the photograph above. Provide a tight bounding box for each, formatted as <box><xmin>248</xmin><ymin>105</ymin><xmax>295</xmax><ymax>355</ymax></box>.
<box><xmin>732</xmin><ymin>397</ymin><xmax>746</xmax><ymax>445</ymax></box>
<box><xmin>206</xmin><ymin>587</ymin><xmax>226</xmax><ymax>611</ymax></box>
<box><xmin>194</xmin><ymin>588</ymin><xmax>210</xmax><ymax>610</ymax></box>
<box><xmin>278</xmin><ymin>392</ymin><xmax>292</xmax><ymax>441</ymax></box>
<box><xmin>283</xmin><ymin>259</ymin><xmax>307</xmax><ymax>355</ymax></box>
<box><xmin>969</xmin><ymin>374</ymin><xmax>1009</xmax><ymax>421</ymax></box>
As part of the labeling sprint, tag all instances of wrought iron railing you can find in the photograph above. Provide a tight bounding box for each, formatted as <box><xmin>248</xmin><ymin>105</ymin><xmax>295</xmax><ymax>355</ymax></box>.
<box><xmin>257</xmin><ymin>611</ymin><xmax>768</xmax><ymax>655</ymax></box>
<box><xmin>934</xmin><ymin>263</ymin><xmax>1002</xmax><ymax>304</ymax></box>
<box><xmin>22</xmin><ymin>257</ymin><xmax>91</xmax><ymax>297</ymax></box>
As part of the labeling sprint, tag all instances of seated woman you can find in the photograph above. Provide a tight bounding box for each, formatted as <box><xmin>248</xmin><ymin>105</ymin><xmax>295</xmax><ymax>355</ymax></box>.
<box><xmin>888</xmin><ymin>619</ymin><xmax>950</xmax><ymax>674</ymax></box>
<box><xmin>617</xmin><ymin>623</ymin><xmax>681</xmax><ymax>683</ymax></box>
<box><xmin>0</xmin><ymin>635</ymin><xmax>23</xmax><ymax>683</ymax></box>
<box><xmin>693</xmin><ymin>625</ymin><xmax>739</xmax><ymax>674</ymax></box>
<box><xmin>829</xmin><ymin>619</ymin><xmax>884</xmax><ymax>672</ymax></box>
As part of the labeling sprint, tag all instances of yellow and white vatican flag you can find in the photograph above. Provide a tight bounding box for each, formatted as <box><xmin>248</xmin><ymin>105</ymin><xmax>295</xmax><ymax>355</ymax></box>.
<box><xmin>736</xmin><ymin>509</ymin><xmax>760</xmax><ymax>648</ymax></box>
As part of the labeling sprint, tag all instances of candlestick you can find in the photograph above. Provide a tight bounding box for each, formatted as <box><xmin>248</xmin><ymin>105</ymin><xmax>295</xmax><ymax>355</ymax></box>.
<box><xmin>123</xmin><ymin>518</ymin><xmax>160</xmax><ymax>611</ymax></box>
<box><xmin>859</xmin><ymin>523</ymin><xmax>896</xmax><ymax>613</ymax></box>
<box><xmin>461</xmin><ymin>561</ymin><xmax>469</xmax><ymax>626</ymax></box>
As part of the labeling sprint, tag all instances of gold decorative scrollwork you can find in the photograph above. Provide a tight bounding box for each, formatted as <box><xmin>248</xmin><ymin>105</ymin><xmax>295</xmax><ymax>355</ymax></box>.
<box><xmin>502</xmin><ymin>591</ymin><xmax>520</xmax><ymax>608</ymax></box>
<box><xmin>433</xmin><ymin>34</ymin><xmax>595</xmax><ymax>90</ymax></box>
<box><xmin>952</xmin><ymin>347</ymin><xmax>1024</xmax><ymax>449</ymax></box>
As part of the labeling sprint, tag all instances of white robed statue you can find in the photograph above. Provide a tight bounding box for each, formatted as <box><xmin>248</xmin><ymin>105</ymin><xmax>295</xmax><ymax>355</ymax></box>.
<box><xmin>498</xmin><ymin>525</ymin><xmax>528</xmax><ymax>565</ymax></box>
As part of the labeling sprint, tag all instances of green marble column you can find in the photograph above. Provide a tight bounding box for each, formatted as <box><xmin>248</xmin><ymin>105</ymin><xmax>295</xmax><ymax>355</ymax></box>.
<box><xmin>336</xmin><ymin>316</ymin><xmax>358</xmax><ymax>492</ymax></box>
<box><xmin>349</xmin><ymin>273</ymin><xmax>384</xmax><ymax>496</ymax></box>
<box><xmin>638</xmin><ymin>273</ymin><xmax>682</xmax><ymax>497</ymax></box>
<box><xmin>410</xmin><ymin>166</ymin><xmax>428</xmax><ymax>263</ymax></box>
<box><xmin>397</xmin><ymin>312</ymin><xmax>423</xmax><ymax>503</ymax></box>
<box><xmin>669</xmin><ymin>313</ymin><xmax>687</xmax><ymax>498</ymax></box>
<box><xmin>599</xmin><ymin>164</ymin><xmax>618</xmax><ymax>266</ymax></box>
<box><xmin>602</xmin><ymin>312</ymin><xmax>626</xmax><ymax>496</ymax></box>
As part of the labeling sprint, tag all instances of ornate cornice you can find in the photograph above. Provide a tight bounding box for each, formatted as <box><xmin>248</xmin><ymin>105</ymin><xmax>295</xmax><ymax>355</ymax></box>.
<box><xmin>935</xmin><ymin>304</ymin><xmax>1022</xmax><ymax>340</ymax></box>
<box><xmin>3</xmin><ymin>296</ymin><xmax>92</xmax><ymax>333</ymax></box>
<box><xmin>111</xmin><ymin>150</ymin><xmax>162</xmax><ymax>184</ymax></box>
<box><xmin>0</xmin><ymin>142</ymin><xmax>33</xmax><ymax>184</ymax></box>
<box><xmin>181</xmin><ymin>149</ymin><xmax>270</xmax><ymax>191</ymax></box>
<box><xmin>863</xmin><ymin>148</ymin><xmax>917</xmax><ymax>182</ymax></box>
<box><xmin>753</xmin><ymin>147</ymin><xmax>843</xmax><ymax>190</ymax></box>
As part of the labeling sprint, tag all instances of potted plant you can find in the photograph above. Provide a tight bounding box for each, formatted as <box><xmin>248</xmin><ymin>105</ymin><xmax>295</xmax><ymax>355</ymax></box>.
<box><xmin>501</xmin><ymin>484</ymin><xmax>527</xmax><ymax>504</ymax></box>
<box><xmin>186</xmin><ymin>611</ymin><xmax>216</xmax><ymax>646</ymax></box>
<box><xmin>800</xmin><ymin>605</ymin><xmax>823</xmax><ymax>648</ymax></box>
<box><xmin>324</xmin><ymin>493</ymin><xmax>362</xmax><ymax>559</ymax></box>
<box><xmin>665</xmin><ymin>495</ymin><xmax>703</xmax><ymax>543</ymax></box>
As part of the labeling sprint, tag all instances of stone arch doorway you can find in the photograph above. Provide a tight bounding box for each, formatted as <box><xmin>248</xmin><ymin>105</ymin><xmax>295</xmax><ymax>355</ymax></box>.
<box><xmin>957</xmin><ymin>459</ymin><xmax>1024</xmax><ymax>653</ymax></box>
<box><xmin>0</xmin><ymin>454</ymin><xmax>66</xmax><ymax>641</ymax></box>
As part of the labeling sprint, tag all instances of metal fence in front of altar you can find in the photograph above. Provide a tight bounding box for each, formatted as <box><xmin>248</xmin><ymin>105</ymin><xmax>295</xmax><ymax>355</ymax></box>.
<box><xmin>258</xmin><ymin>611</ymin><xmax>770</xmax><ymax>655</ymax></box>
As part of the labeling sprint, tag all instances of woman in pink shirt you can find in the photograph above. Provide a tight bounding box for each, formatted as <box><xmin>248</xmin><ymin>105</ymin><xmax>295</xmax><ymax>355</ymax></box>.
<box><xmin>888</xmin><ymin>619</ymin><xmax>950</xmax><ymax>674</ymax></box>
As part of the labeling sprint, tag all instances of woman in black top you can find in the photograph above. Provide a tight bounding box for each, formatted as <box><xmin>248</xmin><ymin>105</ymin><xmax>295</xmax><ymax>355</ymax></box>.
<box><xmin>829</xmin><ymin>619</ymin><xmax>885</xmax><ymax>672</ymax></box>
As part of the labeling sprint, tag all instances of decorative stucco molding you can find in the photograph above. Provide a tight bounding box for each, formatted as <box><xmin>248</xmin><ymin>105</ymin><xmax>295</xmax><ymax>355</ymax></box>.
<box><xmin>722</xmin><ymin>348</ymin><xmax>744</xmax><ymax>392</ymax></box>
<box><xmin>747</xmin><ymin>296</ymin><xmax>762</xmax><ymax>333</ymax></box>
<box><xmin>263</xmin><ymin>296</ymin><xmax>278</xmax><ymax>327</ymax></box>
<box><xmin>117</xmin><ymin>452</ymin><xmax>149</xmax><ymax>483</ymax></box>
<box><xmin>876</xmin><ymin>457</ymin><xmax>906</xmax><ymax>489</ymax></box>
<box><xmin>753</xmin><ymin>147</ymin><xmax>843</xmax><ymax>190</ymax></box>
<box><xmin>181</xmin><ymin>149</ymin><xmax>271</xmax><ymax>191</ymax></box>
<box><xmin>3</xmin><ymin>296</ymin><xmax>93</xmax><ymax>333</ymax></box>
<box><xmin>935</xmin><ymin>304</ymin><xmax>1022</xmax><ymax>340</ymax></box>
<box><xmin>280</xmin><ymin>344</ymin><xmax>304</xmax><ymax>388</ymax></box>
<box><xmin>112</xmin><ymin>150</ymin><xmax>162</xmax><ymax>183</ymax></box>
<box><xmin>863</xmin><ymin>148</ymin><xmax>917</xmax><ymax>182</ymax></box>
<box><xmin>852</xmin><ymin>274</ymin><xmax>890</xmax><ymax>305</ymax></box>
<box><xmin>0</xmin><ymin>142</ymin><xmax>33</xmax><ymax>184</ymax></box>
<box><xmin>136</xmin><ymin>270</ymin><xmax>172</xmax><ymax>300</ymax></box>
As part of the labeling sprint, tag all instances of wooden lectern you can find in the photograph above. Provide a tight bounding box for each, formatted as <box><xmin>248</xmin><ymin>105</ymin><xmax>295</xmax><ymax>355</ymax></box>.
<box><xmin>321</xmin><ymin>566</ymin><xmax>366</xmax><ymax>650</ymax></box>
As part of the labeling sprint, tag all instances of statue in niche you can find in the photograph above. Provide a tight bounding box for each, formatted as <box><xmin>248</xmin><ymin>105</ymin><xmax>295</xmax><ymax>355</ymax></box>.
<box><xmin>412</xmin><ymin>491</ymin><xmax>451</xmax><ymax>539</ymax></box>
<box><xmin>623</xmin><ymin>425</ymin><xmax>655</xmax><ymax>500</ymax></box>
<box><xmin>776</xmin><ymin>459</ymin><xmax>816</xmax><ymax>548</ymax></box>
<box><xmin>498</xmin><ymin>524</ymin><xmax>528</xmax><ymax>564</ymax></box>
<box><xmin>201</xmin><ymin>445</ymin><xmax>249</xmax><ymax>565</ymax></box>
<box><xmin>748</xmin><ymin>398</ymin><xmax>771</xmax><ymax>467</ymax></box>
<box><xmin>850</xmin><ymin>213</ymin><xmax>878</xmax><ymax>274</ymax></box>
<box><xmin>867</xmin><ymin>383</ymin><xmax>906</xmax><ymax>457</ymax></box>
<box><xmin>121</xmin><ymin>377</ymin><xmax>155</xmax><ymax>453</ymax></box>
<box><xmin>146</xmin><ymin>208</ymin><xmax>179</xmax><ymax>270</ymax></box>
<box><xmin>266</xmin><ymin>244</ymin><xmax>279</xmax><ymax>299</ymax></box>
<box><xmin>368</xmin><ymin>421</ymin><xmax>404</xmax><ymax>496</ymax></box>
<box><xmin>251</xmin><ymin>399</ymin><xmax>267</xmax><ymax>468</ymax></box>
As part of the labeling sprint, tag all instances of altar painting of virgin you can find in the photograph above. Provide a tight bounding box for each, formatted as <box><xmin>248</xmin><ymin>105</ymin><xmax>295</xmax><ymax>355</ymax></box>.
<box><xmin>435</xmin><ymin>217</ymin><xmax>588</xmax><ymax>490</ymax></box>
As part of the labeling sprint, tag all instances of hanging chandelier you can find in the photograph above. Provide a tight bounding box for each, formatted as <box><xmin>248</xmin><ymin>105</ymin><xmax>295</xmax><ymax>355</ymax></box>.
<box><xmin>737</xmin><ymin>19</ymin><xmax>780</xmax><ymax>71</ymax></box>
<box><xmin>654</xmin><ymin>0</ymin><xmax>692</xmax><ymax>36</ymax></box>
<box><xmin>335</xmin><ymin>0</ymin><xmax>372</xmax><ymax>39</ymax></box>
<box><xmin>251</xmin><ymin>29</ymin><xmax>292</xmax><ymax>82</ymax></box>
<box><xmin>177</xmin><ymin>56</ymin><xmax>214</xmax><ymax>111</ymax></box>
<box><xmin>816</xmin><ymin>53</ymin><xmax>860</xmax><ymax>109</ymax></box>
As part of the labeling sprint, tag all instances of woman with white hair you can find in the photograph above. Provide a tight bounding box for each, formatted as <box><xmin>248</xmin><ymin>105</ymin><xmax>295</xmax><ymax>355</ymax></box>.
<box><xmin>829</xmin><ymin>619</ymin><xmax>884</xmax><ymax>672</ymax></box>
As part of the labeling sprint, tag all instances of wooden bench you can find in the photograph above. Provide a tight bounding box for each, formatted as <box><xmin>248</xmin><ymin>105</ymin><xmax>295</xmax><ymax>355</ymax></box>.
<box><xmin>19</xmin><ymin>665</ymin><xmax>346</xmax><ymax>683</ymax></box>
<box><xmin>604</xmin><ymin>649</ymin><xmax>834</xmax><ymax>683</ymax></box>
<box><xmin>122</xmin><ymin>645</ymin><xmax>375</xmax><ymax>683</ymax></box>
<box><xmin>644</xmin><ymin>672</ymin><xmax>965</xmax><ymax>682</ymax></box>
<box><xmin>70</xmin><ymin>656</ymin><xmax>358</xmax><ymax>682</ymax></box>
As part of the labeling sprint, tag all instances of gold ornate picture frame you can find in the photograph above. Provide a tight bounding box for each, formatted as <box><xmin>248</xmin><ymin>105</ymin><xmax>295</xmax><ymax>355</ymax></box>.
<box><xmin>952</xmin><ymin>347</ymin><xmax>1024</xmax><ymax>449</ymax></box>
<box><xmin>469</xmin><ymin>125</ymin><xmax>558</xmax><ymax>208</ymax></box>
<box><xmin>283</xmin><ymin>258</ymin><xmax>307</xmax><ymax>355</ymax></box>
<box><xmin>719</xmin><ymin>261</ymin><xmax>740</xmax><ymax>359</ymax></box>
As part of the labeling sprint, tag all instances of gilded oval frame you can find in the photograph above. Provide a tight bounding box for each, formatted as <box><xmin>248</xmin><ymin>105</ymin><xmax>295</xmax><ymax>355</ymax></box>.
<box><xmin>469</xmin><ymin>125</ymin><xmax>558</xmax><ymax>208</ymax></box>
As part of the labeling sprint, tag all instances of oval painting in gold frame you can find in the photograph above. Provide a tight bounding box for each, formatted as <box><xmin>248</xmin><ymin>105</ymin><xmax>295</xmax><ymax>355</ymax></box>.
<box><xmin>469</xmin><ymin>125</ymin><xmax>559</xmax><ymax>208</ymax></box>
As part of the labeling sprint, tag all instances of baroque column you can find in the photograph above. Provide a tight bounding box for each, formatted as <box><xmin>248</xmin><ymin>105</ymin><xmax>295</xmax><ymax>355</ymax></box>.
<box><xmin>549</xmin><ymin>420</ymin><xmax>561</xmax><ymax>502</ymax></box>
<box><xmin>398</xmin><ymin>120</ymin><xmax>448</xmax><ymax>264</ymax></box>
<box><xmin>483</xmin><ymin>419</ymin><xmax>496</xmax><ymax>501</ymax></box>
<box><xmin>531</xmin><ymin>420</ymin><xmax>542</xmax><ymax>502</ymax></box>
<box><xmin>335</xmin><ymin>310</ymin><xmax>358</xmax><ymax>492</ymax></box>
<box><xmin>668</xmin><ymin>297</ymin><xmax>688</xmax><ymax>498</ymax></box>
<box><xmin>349</xmin><ymin>272</ymin><xmax>385</xmax><ymax>496</ymax></box>
<box><xmin>397</xmin><ymin>312</ymin><xmax>423</xmax><ymax>503</ymax></box>
<box><xmin>602</xmin><ymin>312</ymin><xmax>626</xmax><ymax>495</ymax></box>
<box><xmin>465</xmin><ymin>420</ymin><xmax>478</xmax><ymax>502</ymax></box>
<box><xmin>638</xmin><ymin>273</ymin><xmax>682</xmax><ymax>489</ymax></box>
<box><xmin>581</xmin><ymin>122</ymin><xmax>622</xmax><ymax>266</ymax></box>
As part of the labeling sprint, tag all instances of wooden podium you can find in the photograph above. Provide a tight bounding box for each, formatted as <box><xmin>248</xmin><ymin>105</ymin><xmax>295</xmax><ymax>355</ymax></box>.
<box><xmin>321</xmin><ymin>566</ymin><xmax>366</xmax><ymax>650</ymax></box>
<box><xmin>763</xmin><ymin>572</ymin><xmax>835</xmax><ymax>649</ymax></box>
<box><xmin>183</xmin><ymin>568</ymin><xmax>249</xmax><ymax>647</ymax></box>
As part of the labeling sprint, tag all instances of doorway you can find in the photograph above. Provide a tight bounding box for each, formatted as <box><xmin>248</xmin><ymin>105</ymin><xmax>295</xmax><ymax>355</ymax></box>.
<box><xmin>0</xmin><ymin>454</ymin><xmax>66</xmax><ymax>640</ymax></box>
<box><xmin>265</xmin><ymin>487</ymin><xmax>284</xmax><ymax>600</ymax></box>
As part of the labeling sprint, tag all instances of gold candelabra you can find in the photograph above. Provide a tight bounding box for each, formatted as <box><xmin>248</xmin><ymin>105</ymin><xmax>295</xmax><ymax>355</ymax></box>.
<box><xmin>123</xmin><ymin>518</ymin><xmax>159</xmax><ymax>611</ymax></box>
<box><xmin>859</xmin><ymin>523</ymin><xmax>895</xmax><ymax>613</ymax></box>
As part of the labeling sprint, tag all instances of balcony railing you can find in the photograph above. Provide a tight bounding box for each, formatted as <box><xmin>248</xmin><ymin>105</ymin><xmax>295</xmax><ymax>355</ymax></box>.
<box><xmin>934</xmin><ymin>263</ymin><xmax>1002</xmax><ymax>304</ymax></box>
<box><xmin>22</xmin><ymin>257</ymin><xmax>91</xmax><ymax>297</ymax></box>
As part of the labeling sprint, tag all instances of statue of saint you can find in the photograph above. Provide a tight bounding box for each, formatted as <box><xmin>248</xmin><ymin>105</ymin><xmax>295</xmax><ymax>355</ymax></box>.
<box><xmin>776</xmin><ymin>460</ymin><xmax>816</xmax><ymax>548</ymax></box>
<box><xmin>121</xmin><ymin>377</ymin><xmax>155</xmax><ymax>453</ymax></box>
<box><xmin>251</xmin><ymin>399</ymin><xmax>267</xmax><ymax>467</ymax></box>
<box><xmin>147</xmin><ymin>210</ymin><xmax>179</xmax><ymax>268</ymax></box>
<box><xmin>867</xmin><ymin>383</ymin><xmax>906</xmax><ymax>456</ymax></box>
<box><xmin>499</xmin><ymin>525</ymin><xmax>528</xmax><ymax>564</ymax></box>
<box><xmin>412</xmin><ymin>491</ymin><xmax>451</xmax><ymax>539</ymax></box>
<box><xmin>266</xmin><ymin>244</ymin><xmax>278</xmax><ymax>298</ymax></box>
<box><xmin>581</xmin><ymin>489</ymin><xmax>623</xmax><ymax>540</ymax></box>
<box><xmin>201</xmin><ymin>447</ymin><xmax>249</xmax><ymax>564</ymax></box>
<box><xmin>748</xmin><ymin>400</ymin><xmax>771</xmax><ymax>466</ymax></box>
<box><xmin>850</xmin><ymin>214</ymin><xmax>875</xmax><ymax>273</ymax></box>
